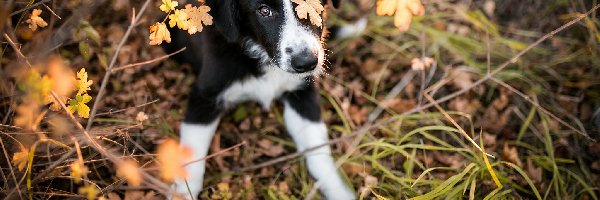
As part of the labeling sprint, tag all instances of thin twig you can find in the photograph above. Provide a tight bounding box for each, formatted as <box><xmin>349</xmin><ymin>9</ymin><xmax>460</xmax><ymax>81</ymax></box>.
<box><xmin>95</xmin><ymin>99</ymin><xmax>159</xmax><ymax>117</ymax></box>
<box><xmin>42</xmin><ymin>3</ymin><xmax>61</xmax><ymax>20</ymax></box>
<box><xmin>8</xmin><ymin>0</ymin><xmax>51</xmax><ymax>17</ymax></box>
<box><xmin>3</xmin><ymin>33</ymin><xmax>32</xmax><ymax>68</ymax></box>
<box><xmin>111</xmin><ymin>47</ymin><xmax>187</xmax><ymax>72</ymax></box>
<box><xmin>85</xmin><ymin>0</ymin><xmax>151</xmax><ymax>131</ymax></box>
<box><xmin>184</xmin><ymin>141</ymin><xmax>246</xmax><ymax>166</ymax></box>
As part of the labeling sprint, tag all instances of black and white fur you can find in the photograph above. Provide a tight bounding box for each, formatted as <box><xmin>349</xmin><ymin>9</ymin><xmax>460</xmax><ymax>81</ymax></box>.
<box><xmin>164</xmin><ymin>0</ymin><xmax>354</xmax><ymax>199</ymax></box>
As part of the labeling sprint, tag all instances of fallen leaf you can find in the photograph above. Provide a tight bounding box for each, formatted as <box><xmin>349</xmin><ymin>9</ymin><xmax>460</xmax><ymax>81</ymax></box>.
<box><xmin>502</xmin><ymin>143</ymin><xmax>523</xmax><ymax>167</ymax></box>
<box><xmin>26</xmin><ymin>9</ymin><xmax>48</xmax><ymax>31</ymax></box>
<box><xmin>136</xmin><ymin>112</ymin><xmax>149</xmax><ymax>123</ymax></box>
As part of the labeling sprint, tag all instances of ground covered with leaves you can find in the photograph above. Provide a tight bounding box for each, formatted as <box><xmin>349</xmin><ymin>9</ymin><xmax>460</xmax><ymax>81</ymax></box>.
<box><xmin>1</xmin><ymin>0</ymin><xmax>600</xmax><ymax>199</ymax></box>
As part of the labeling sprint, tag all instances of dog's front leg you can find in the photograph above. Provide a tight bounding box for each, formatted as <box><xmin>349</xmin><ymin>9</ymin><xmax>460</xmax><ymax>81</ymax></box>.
<box><xmin>172</xmin><ymin>87</ymin><xmax>222</xmax><ymax>200</ymax></box>
<box><xmin>283</xmin><ymin>86</ymin><xmax>355</xmax><ymax>200</ymax></box>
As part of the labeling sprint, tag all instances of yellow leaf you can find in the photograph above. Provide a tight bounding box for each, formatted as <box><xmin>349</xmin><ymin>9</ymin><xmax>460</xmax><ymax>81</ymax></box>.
<box><xmin>79</xmin><ymin>184</ymin><xmax>100</xmax><ymax>200</ymax></box>
<box><xmin>70</xmin><ymin>161</ymin><xmax>89</xmax><ymax>183</ymax></box>
<box><xmin>376</xmin><ymin>0</ymin><xmax>425</xmax><ymax>31</ymax></box>
<box><xmin>149</xmin><ymin>22</ymin><xmax>172</xmax><ymax>45</ymax></box>
<box><xmin>168</xmin><ymin>9</ymin><xmax>190</xmax><ymax>30</ymax></box>
<box><xmin>160</xmin><ymin>0</ymin><xmax>179</xmax><ymax>12</ymax></box>
<box><xmin>291</xmin><ymin>0</ymin><xmax>325</xmax><ymax>27</ymax></box>
<box><xmin>183</xmin><ymin>4</ymin><xmax>213</xmax><ymax>34</ymax></box>
<box><xmin>75</xmin><ymin>68</ymin><xmax>93</xmax><ymax>96</ymax></box>
<box><xmin>12</xmin><ymin>145</ymin><xmax>30</xmax><ymax>171</ymax></box>
<box><xmin>67</xmin><ymin>94</ymin><xmax>92</xmax><ymax>118</ymax></box>
<box><xmin>157</xmin><ymin>139</ymin><xmax>192</xmax><ymax>182</ymax></box>
<box><xmin>116</xmin><ymin>159</ymin><xmax>142</xmax><ymax>186</ymax></box>
<box><xmin>26</xmin><ymin>9</ymin><xmax>48</xmax><ymax>31</ymax></box>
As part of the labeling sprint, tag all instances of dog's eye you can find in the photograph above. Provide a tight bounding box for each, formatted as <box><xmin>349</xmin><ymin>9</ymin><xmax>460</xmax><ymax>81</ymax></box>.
<box><xmin>257</xmin><ymin>6</ymin><xmax>272</xmax><ymax>17</ymax></box>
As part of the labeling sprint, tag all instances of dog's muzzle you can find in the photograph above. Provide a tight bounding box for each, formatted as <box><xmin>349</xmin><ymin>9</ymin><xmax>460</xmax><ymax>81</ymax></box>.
<box><xmin>287</xmin><ymin>47</ymin><xmax>318</xmax><ymax>73</ymax></box>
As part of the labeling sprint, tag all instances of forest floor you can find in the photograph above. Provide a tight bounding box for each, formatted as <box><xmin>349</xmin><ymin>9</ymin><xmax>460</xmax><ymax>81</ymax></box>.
<box><xmin>1</xmin><ymin>0</ymin><xmax>600</xmax><ymax>199</ymax></box>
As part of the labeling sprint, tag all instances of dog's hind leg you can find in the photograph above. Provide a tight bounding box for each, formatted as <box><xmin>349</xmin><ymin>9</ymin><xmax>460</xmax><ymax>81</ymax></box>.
<box><xmin>283</xmin><ymin>85</ymin><xmax>355</xmax><ymax>200</ymax></box>
<box><xmin>171</xmin><ymin>86</ymin><xmax>222</xmax><ymax>200</ymax></box>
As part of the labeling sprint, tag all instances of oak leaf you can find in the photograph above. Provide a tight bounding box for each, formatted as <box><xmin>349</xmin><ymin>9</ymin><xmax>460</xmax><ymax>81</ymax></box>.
<box><xmin>75</xmin><ymin>68</ymin><xmax>93</xmax><ymax>96</ymax></box>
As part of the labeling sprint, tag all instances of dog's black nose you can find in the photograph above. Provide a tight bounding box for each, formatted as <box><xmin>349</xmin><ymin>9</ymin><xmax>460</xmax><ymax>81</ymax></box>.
<box><xmin>290</xmin><ymin>50</ymin><xmax>318</xmax><ymax>73</ymax></box>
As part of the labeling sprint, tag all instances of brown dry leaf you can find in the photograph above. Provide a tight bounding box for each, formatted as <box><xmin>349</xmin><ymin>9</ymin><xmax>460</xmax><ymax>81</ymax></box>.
<box><xmin>124</xmin><ymin>191</ymin><xmax>159</xmax><ymax>200</ymax></box>
<box><xmin>257</xmin><ymin>139</ymin><xmax>284</xmax><ymax>157</ymax></box>
<box><xmin>104</xmin><ymin>193</ymin><xmax>122</xmax><ymax>200</ymax></box>
<box><xmin>291</xmin><ymin>0</ymin><xmax>325</xmax><ymax>27</ymax></box>
<box><xmin>26</xmin><ymin>9</ymin><xmax>48</xmax><ymax>31</ymax></box>
<box><xmin>502</xmin><ymin>143</ymin><xmax>523</xmax><ymax>167</ymax></box>
<box><xmin>184</xmin><ymin>4</ymin><xmax>213</xmax><ymax>34</ymax></box>
<box><xmin>48</xmin><ymin>115</ymin><xmax>72</xmax><ymax>136</ymax></box>
<box><xmin>12</xmin><ymin>145</ymin><xmax>29</xmax><ymax>171</ymax></box>
<box><xmin>70</xmin><ymin>161</ymin><xmax>89</xmax><ymax>183</ymax></box>
<box><xmin>47</xmin><ymin>57</ymin><xmax>76</xmax><ymax>98</ymax></box>
<box><xmin>526</xmin><ymin>158</ymin><xmax>542</xmax><ymax>184</ymax></box>
<box><xmin>448</xmin><ymin>97</ymin><xmax>481</xmax><ymax>115</ymax></box>
<box><xmin>116</xmin><ymin>159</ymin><xmax>142</xmax><ymax>186</ymax></box>
<box><xmin>376</xmin><ymin>0</ymin><xmax>424</xmax><ymax>31</ymax></box>
<box><xmin>449</xmin><ymin>68</ymin><xmax>474</xmax><ymax>91</ymax></box>
<box><xmin>411</xmin><ymin>57</ymin><xmax>434</xmax><ymax>71</ymax></box>
<box><xmin>149</xmin><ymin>22</ymin><xmax>171</xmax><ymax>45</ymax></box>
<box><xmin>157</xmin><ymin>139</ymin><xmax>192</xmax><ymax>182</ymax></box>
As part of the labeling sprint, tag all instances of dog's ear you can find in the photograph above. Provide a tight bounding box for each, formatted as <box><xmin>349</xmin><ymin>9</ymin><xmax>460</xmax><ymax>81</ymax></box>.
<box><xmin>209</xmin><ymin>0</ymin><xmax>240</xmax><ymax>42</ymax></box>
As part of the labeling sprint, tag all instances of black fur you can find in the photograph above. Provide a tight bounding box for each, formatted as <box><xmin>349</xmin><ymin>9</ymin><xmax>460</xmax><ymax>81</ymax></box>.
<box><xmin>164</xmin><ymin>0</ymin><xmax>339</xmax><ymax>124</ymax></box>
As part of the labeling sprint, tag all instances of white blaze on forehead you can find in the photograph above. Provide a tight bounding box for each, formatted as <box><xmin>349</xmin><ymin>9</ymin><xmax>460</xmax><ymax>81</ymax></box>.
<box><xmin>280</xmin><ymin>0</ymin><xmax>324</xmax><ymax>72</ymax></box>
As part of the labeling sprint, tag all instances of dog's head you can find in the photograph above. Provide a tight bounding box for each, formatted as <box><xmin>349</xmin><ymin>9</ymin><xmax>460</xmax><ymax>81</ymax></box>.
<box><xmin>207</xmin><ymin>0</ymin><xmax>341</xmax><ymax>75</ymax></box>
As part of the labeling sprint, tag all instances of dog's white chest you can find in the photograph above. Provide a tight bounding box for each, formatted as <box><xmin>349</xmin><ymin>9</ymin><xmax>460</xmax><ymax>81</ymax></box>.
<box><xmin>219</xmin><ymin>67</ymin><xmax>304</xmax><ymax>108</ymax></box>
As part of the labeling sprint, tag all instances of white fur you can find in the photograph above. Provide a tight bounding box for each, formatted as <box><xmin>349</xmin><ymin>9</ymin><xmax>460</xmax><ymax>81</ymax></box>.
<box><xmin>218</xmin><ymin>66</ymin><xmax>304</xmax><ymax>109</ymax></box>
<box><xmin>280</xmin><ymin>0</ymin><xmax>325</xmax><ymax>72</ymax></box>
<box><xmin>172</xmin><ymin>120</ymin><xmax>220</xmax><ymax>200</ymax></box>
<box><xmin>283</xmin><ymin>102</ymin><xmax>355</xmax><ymax>199</ymax></box>
<box><xmin>335</xmin><ymin>17</ymin><xmax>368</xmax><ymax>39</ymax></box>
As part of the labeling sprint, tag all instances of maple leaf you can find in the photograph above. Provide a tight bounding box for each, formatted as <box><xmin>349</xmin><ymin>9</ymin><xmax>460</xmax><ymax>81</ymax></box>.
<box><xmin>168</xmin><ymin>9</ymin><xmax>190</xmax><ymax>30</ymax></box>
<box><xmin>117</xmin><ymin>159</ymin><xmax>142</xmax><ymax>186</ymax></box>
<box><xmin>376</xmin><ymin>0</ymin><xmax>425</xmax><ymax>31</ymax></box>
<box><xmin>70</xmin><ymin>161</ymin><xmax>89</xmax><ymax>183</ymax></box>
<box><xmin>183</xmin><ymin>4</ymin><xmax>213</xmax><ymax>34</ymax></box>
<box><xmin>149</xmin><ymin>22</ymin><xmax>171</xmax><ymax>45</ymax></box>
<box><xmin>67</xmin><ymin>94</ymin><xmax>92</xmax><ymax>118</ymax></box>
<box><xmin>291</xmin><ymin>0</ymin><xmax>325</xmax><ymax>27</ymax></box>
<box><xmin>26</xmin><ymin>9</ymin><xmax>48</xmax><ymax>31</ymax></box>
<box><xmin>160</xmin><ymin>0</ymin><xmax>178</xmax><ymax>12</ymax></box>
<box><xmin>12</xmin><ymin>145</ymin><xmax>30</xmax><ymax>171</ymax></box>
<box><xmin>75</xmin><ymin>68</ymin><xmax>93</xmax><ymax>96</ymax></box>
<box><xmin>79</xmin><ymin>184</ymin><xmax>100</xmax><ymax>200</ymax></box>
<box><xmin>157</xmin><ymin>139</ymin><xmax>192</xmax><ymax>182</ymax></box>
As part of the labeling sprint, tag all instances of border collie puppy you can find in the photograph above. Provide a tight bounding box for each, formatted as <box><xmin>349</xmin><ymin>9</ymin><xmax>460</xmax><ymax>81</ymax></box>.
<box><xmin>164</xmin><ymin>0</ymin><xmax>355</xmax><ymax>199</ymax></box>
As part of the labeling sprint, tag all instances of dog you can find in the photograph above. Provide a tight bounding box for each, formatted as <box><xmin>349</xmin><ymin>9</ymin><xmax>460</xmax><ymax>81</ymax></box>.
<box><xmin>163</xmin><ymin>0</ymin><xmax>356</xmax><ymax>199</ymax></box>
